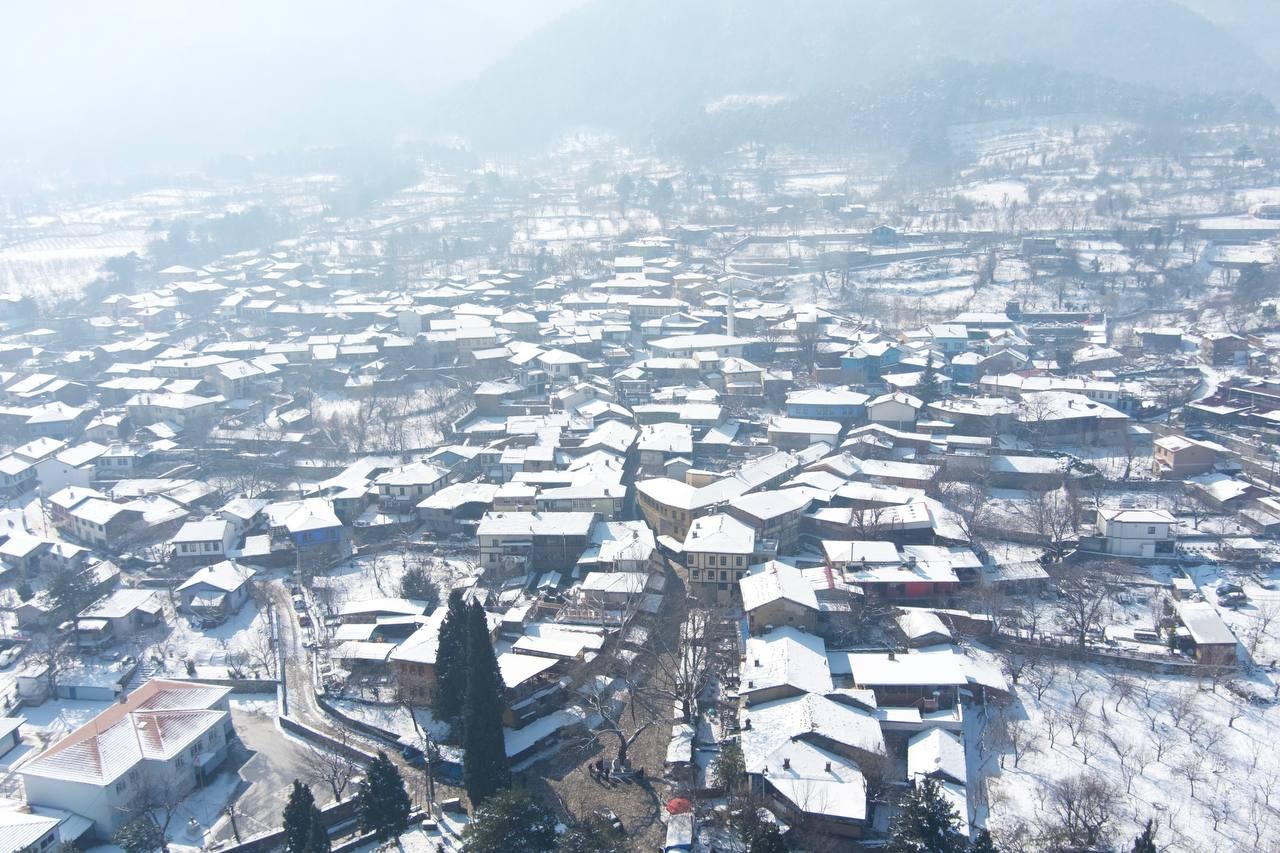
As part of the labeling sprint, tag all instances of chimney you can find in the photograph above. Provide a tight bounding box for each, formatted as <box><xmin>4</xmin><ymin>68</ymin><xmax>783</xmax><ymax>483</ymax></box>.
<box><xmin>744</xmin><ymin>718</ymin><xmax>752</xmax><ymax>730</ymax></box>
<box><xmin>888</xmin><ymin>650</ymin><xmax>896</xmax><ymax>660</ymax></box>
<box><xmin>783</xmin><ymin>757</ymin><xmax>790</xmax><ymax>770</ymax></box>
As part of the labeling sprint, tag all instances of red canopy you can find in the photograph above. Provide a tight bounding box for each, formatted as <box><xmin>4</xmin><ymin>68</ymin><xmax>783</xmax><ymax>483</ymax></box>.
<box><xmin>666</xmin><ymin>797</ymin><xmax>693</xmax><ymax>815</ymax></box>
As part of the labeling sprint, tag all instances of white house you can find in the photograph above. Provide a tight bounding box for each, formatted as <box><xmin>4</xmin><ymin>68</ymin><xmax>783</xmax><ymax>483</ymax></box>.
<box><xmin>170</xmin><ymin>518</ymin><xmax>237</xmax><ymax>566</ymax></box>
<box><xmin>35</xmin><ymin>442</ymin><xmax>106</xmax><ymax>494</ymax></box>
<box><xmin>374</xmin><ymin>462</ymin><xmax>450</xmax><ymax>510</ymax></box>
<box><xmin>1095</xmin><ymin>508</ymin><xmax>1176</xmax><ymax>558</ymax></box>
<box><xmin>867</xmin><ymin>392</ymin><xmax>922</xmax><ymax>430</ymax></box>
<box><xmin>19</xmin><ymin>679</ymin><xmax>233</xmax><ymax>839</ymax></box>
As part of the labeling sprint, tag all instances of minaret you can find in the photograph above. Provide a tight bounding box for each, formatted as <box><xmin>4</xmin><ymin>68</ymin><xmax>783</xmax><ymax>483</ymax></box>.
<box><xmin>726</xmin><ymin>280</ymin><xmax>736</xmax><ymax>337</ymax></box>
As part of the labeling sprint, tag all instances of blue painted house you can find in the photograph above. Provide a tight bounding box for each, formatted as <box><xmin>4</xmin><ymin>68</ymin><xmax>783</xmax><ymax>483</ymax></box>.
<box><xmin>841</xmin><ymin>342</ymin><xmax>903</xmax><ymax>383</ymax></box>
<box><xmin>785</xmin><ymin>388</ymin><xmax>870</xmax><ymax>423</ymax></box>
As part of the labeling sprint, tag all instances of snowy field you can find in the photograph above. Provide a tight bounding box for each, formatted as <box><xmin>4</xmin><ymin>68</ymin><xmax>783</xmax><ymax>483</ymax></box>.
<box><xmin>149</xmin><ymin>600</ymin><xmax>275</xmax><ymax>679</ymax></box>
<box><xmin>314</xmin><ymin>552</ymin><xmax>479</xmax><ymax>613</ymax></box>
<box><xmin>980</xmin><ymin>659</ymin><xmax>1280</xmax><ymax>851</ymax></box>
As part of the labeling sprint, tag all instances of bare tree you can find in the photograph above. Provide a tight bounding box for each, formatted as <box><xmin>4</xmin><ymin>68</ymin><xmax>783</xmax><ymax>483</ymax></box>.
<box><xmin>576</xmin><ymin>671</ymin><xmax>656</xmax><ymax>771</ymax></box>
<box><xmin>1054</xmin><ymin>564</ymin><xmax>1116</xmax><ymax>647</ymax></box>
<box><xmin>1044</xmin><ymin>709</ymin><xmax>1065</xmax><ymax>750</ymax></box>
<box><xmin>28</xmin><ymin>629</ymin><xmax>74</xmax><ymax>696</ymax></box>
<box><xmin>1023</xmin><ymin>488</ymin><xmax>1077</xmax><ymax>562</ymax></box>
<box><xmin>117</xmin><ymin>779</ymin><xmax>187</xmax><ymax>851</ymax></box>
<box><xmin>1177</xmin><ymin>751</ymin><xmax>1208</xmax><ymax>799</ymax></box>
<box><xmin>1205</xmin><ymin>785</ymin><xmax>1234</xmax><ymax>835</ymax></box>
<box><xmin>991</xmin><ymin>711</ymin><xmax>1037</xmax><ymax>768</ymax></box>
<box><xmin>1042</xmin><ymin>772</ymin><xmax>1117</xmax><ymax>851</ymax></box>
<box><xmin>937</xmin><ymin>478</ymin><xmax>991</xmax><ymax>542</ymax></box>
<box><xmin>1168</xmin><ymin>685</ymin><xmax>1199</xmax><ymax>731</ymax></box>
<box><xmin>642</xmin><ymin>607</ymin><xmax>723</xmax><ymax>724</ymax></box>
<box><xmin>1173</xmin><ymin>491</ymin><xmax>1208</xmax><ymax>531</ymax></box>
<box><xmin>1110</xmin><ymin>673</ymin><xmax>1137</xmax><ymax>713</ymax></box>
<box><xmin>1023</xmin><ymin>657</ymin><xmax>1060</xmax><ymax>701</ymax></box>
<box><xmin>305</xmin><ymin>734</ymin><xmax>360</xmax><ymax>801</ymax></box>
<box><xmin>241</xmin><ymin>619</ymin><xmax>278</xmax><ymax>678</ymax></box>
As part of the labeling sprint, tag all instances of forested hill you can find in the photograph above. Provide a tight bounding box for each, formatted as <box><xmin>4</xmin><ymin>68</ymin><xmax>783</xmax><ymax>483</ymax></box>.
<box><xmin>443</xmin><ymin>0</ymin><xmax>1279</xmax><ymax>152</ymax></box>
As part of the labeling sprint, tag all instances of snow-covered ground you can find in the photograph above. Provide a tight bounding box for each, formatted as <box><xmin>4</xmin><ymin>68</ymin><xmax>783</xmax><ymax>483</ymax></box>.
<box><xmin>315</xmin><ymin>552</ymin><xmax>479</xmax><ymax>612</ymax></box>
<box><xmin>149</xmin><ymin>600</ymin><xmax>275</xmax><ymax>679</ymax></box>
<box><xmin>980</xmin><ymin>659</ymin><xmax>1280</xmax><ymax>851</ymax></box>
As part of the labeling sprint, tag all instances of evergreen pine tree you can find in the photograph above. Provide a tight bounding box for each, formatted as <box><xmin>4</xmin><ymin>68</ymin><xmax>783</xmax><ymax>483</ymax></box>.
<box><xmin>462</xmin><ymin>601</ymin><xmax>511</xmax><ymax>805</ymax></box>
<box><xmin>461</xmin><ymin>788</ymin><xmax>557</xmax><ymax>853</ymax></box>
<box><xmin>559</xmin><ymin>814</ymin><xmax>627</xmax><ymax>853</ymax></box>
<box><xmin>887</xmin><ymin>776</ymin><xmax>966</xmax><ymax>853</ymax></box>
<box><xmin>917</xmin><ymin>356</ymin><xmax>941</xmax><ymax>403</ymax></box>
<box><xmin>305</xmin><ymin>805</ymin><xmax>332</xmax><ymax>853</ymax></box>
<box><xmin>971</xmin><ymin>828</ymin><xmax>999</xmax><ymax>853</ymax></box>
<box><xmin>748</xmin><ymin>823</ymin><xmax>788</xmax><ymax>853</ymax></box>
<box><xmin>357</xmin><ymin>752</ymin><xmax>411</xmax><ymax>842</ymax></box>
<box><xmin>1131</xmin><ymin>820</ymin><xmax>1157</xmax><ymax>853</ymax></box>
<box><xmin>433</xmin><ymin>590</ymin><xmax>469</xmax><ymax>732</ymax></box>
<box><xmin>282</xmin><ymin>780</ymin><xmax>316</xmax><ymax>853</ymax></box>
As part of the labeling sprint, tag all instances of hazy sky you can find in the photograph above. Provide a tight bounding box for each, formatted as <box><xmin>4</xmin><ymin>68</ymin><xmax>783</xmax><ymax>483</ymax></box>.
<box><xmin>0</xmin><ymin>0</ymin><xmax>588</xmax><ymax>170</ymax></box>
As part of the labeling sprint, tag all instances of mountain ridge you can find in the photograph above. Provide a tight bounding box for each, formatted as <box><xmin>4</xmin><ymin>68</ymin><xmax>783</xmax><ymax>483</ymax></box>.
<box><xmin>442</xmin><ymin>0</ymin><xmax>1279</xmax><ymax>151</ymax></box>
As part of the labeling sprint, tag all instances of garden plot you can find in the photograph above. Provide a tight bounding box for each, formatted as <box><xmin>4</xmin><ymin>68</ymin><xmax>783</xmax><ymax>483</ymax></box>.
<box><xmin>149</xmin><ymin>600</ymin><xmax>275</xmax><ymax>679</ymax></box>
<box><xmin>314</xmin><ymin>552</ymin><xmax>480</xmax><ymax>612</ymax></box>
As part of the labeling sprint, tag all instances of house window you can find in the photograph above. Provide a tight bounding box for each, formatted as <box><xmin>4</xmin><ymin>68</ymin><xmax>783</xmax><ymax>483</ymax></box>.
<box><xmin>176</xmin><ymin>756</ymin><xmax>185</xmax><ymax>768</ymax></box>
<box><xmin>1147</xmin><ymin>526</ymin><xmax>1156</xmax><ymax>535</ymax></box>
<box><xmin>190</xmin><ymin>742</ymin><xmax>201</xmax><ymax>756</ymax></box>
<box><xmin>116</xmin><ymin>780</ymin><xmax>127</xmax><ymax>793</ymax></box>
<box><xmin>735</xmin><ymin>556</ymin><xmax>743</xmax><ymax>567</ymax></box>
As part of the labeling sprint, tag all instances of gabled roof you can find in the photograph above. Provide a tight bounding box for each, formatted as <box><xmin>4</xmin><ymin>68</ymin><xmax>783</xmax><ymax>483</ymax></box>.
<box><xmin>743</xmin><ymin>627</ymin><xmax>832</xmax><ymax>697</ymax></box>
<box><xmin>177</xmin><ymin>560</ymin><xmax>254</xmax><ymax>593</ymax></box>
<box><xmin>740</xmin><ymin>561</ymin><xmax>819</xmax><ymax>613</ymax></box>
<box><xmin>19</xmin><ymin>679</ymin><xmax>229</xmax><ymax>786</ymax></box>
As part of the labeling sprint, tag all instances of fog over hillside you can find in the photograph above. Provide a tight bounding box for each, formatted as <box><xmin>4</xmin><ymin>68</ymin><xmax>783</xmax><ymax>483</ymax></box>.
<box><xmin>2</xmin><ymin>0</ymin><xmax>1277</xmax><ymax>172</ymax></box>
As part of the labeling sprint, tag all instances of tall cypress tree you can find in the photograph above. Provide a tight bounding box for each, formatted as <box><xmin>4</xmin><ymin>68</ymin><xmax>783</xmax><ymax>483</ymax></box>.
<box><xmin>305</xmin><ymin>805</ymin><xmax>331</xmax><ymax>853</ymax></box>
<box><xmin>282</xmin><ymin>780</ymin><xmax>316</xmax><ymax>853</ymax></box>
<box><xmin>462</xmin><ymin>601</ymin><xmax>511</xmax><ymax>805</ymax></box>
<box><xmin>357</xmin><ymin>752</ymin><xmax>411</xmax><ymax>842</ymax></box>
<box><xmin>887</xmin><ymin>776</ymin><xmax>966</xmax><ymax>853</ymax></box>
<box><xmin>433</xmin><ymin>589</ymin><xmax>469</xmax><ymax>732</ymax></box>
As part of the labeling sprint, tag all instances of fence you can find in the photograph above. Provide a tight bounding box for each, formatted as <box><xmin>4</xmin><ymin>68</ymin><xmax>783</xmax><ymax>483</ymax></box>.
<box><xmin>209</xmin><ymin>794</ymin><xmax>364</xmax><ymax>853</ymax></box>
<box><xmin>314</xmin><ymin>694</ymin><xmax>405</xmax><ymax>747</ymax></box>
<box><xmin>279</xmin><ymin>715</ymin><xmax>380</xmax><ymax>765</ymax></box>
<box><xmin>992</xmin><ymin>634</ymin><xmax>1204</xmax><ymax>674</ymax></box>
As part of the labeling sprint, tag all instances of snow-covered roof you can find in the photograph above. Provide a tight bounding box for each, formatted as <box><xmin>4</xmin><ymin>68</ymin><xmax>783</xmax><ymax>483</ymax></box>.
<box><xmin>683</xmin><ymin>513</ymin><xmax>756</xmax><ymax>554</ymax></box>
<box><xmin>1176</xmin><ymin>600</ymin><xmax>1237</xmax><ymax>647</ymax></box>
<box><xmin>740</xmin><ymin>561</ymin><xmax>819</xmax><ymax>613</ymax></box>
<box><xmin>177</xmin><ymin>560</ymin><xmax>254</xmax><ymax>594</ymax></box>
<box><xmin>907</xmin><ymin>727</ymin><xmax>967</xmax><ymax>785</ymax></box>
<box><xmin>761</xmin><ymin>738</ymin><xmax>869</xmax><ymax>822</ymax></box>
<box><xmin>740</xmin><ymin>693</ymin><xmax>885</xmax><ymax>773</ymax></box>
<box><xmin>831</xmin><ymin>647</ymin><xmax>969</xmax><ymax>688</ymax></box>
<box><xmin>19</xmin><ymin>679</ymin><xmax>229</xmax><ymax>786</ymax></box>
<box><xmin>743</xmin><ymin>627</ymin><xmax>832</xmax><ymax>697</ymax></box>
